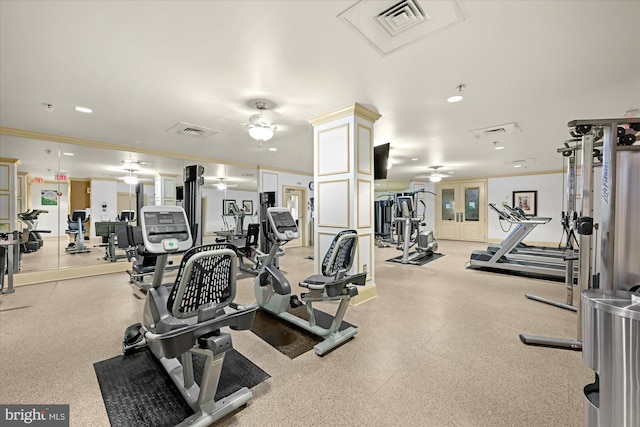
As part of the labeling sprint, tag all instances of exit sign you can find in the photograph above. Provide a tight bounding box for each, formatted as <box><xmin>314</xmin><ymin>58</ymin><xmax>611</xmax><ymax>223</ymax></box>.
<box><xmin>34</xmin><ymin>177</ymin><xmax>44</xmax><ymax>184</ymax></box>
<box><xmin>55</xmin><ymin>174</ymin><xmax>67</xmax><ymax>181</ymax></box>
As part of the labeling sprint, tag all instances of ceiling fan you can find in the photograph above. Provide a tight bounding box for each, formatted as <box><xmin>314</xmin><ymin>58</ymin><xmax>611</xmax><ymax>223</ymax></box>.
<box><xmin>428</xmin><ymin>166</ymin><xmax>445</xmax><ymax>183</ymax></box>
<box><xmin>246</xmin><ymin>100</ymin><xmax>278</xmax><ymax>146</ymax></box>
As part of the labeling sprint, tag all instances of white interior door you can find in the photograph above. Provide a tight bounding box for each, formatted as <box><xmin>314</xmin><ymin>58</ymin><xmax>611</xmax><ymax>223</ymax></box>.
<box><xmin>282</xmin><ymin>186</ymin><xmax>305</xmax><ymax>247</ymax></box>
<box><xmin>435</xmin><ymin>180</ymin><xmax>486</xmax><ymax>242</ymax></box>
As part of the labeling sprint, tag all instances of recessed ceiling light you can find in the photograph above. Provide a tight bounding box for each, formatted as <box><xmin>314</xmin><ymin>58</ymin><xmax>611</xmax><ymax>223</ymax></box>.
<box><xmin>513</xmin><ymin>164</ymin><xmax>523</xmax><ymax>168</ymax></box>
<box><xmin>493</xmin><ymin>141</ymin><xmax>504</xmax><ymax>150</ymax></box>
<box><xmin>411</xmin><ymin>158</ymin><xmax>418</xmax><ymax>161</ymax></box>
<box><xmin>268</xmin><ymin>147</ymin><xmax>278</xmax><ymax>151</ymax></box>
<box><xmin>63</xmin><ymin>152</ymin><xmax>74</xmax><ymax>156</ymax></box>
<box><xmin>74</xmin><ymin>106</ymin><xmax>93</xmax><ymax>113</ymax></box>
<box><xmin>447</xmin><ymin>84</ymin><xmax>466</xmax><ymax>103</ymax></box>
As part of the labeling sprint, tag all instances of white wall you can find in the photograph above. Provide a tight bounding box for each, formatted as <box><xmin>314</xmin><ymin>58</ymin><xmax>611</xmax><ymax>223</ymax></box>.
<box><xmin>259</xmin><ymin>168</ymin><xmax>313</xmax><ymax>209</ymax></box>
<box><xmin>90</xmin><ymin>180</ymin><xmax>118</xmax><ymax>237</ymax></box>
<box><xmin>203</xmin><ymin>187</ymin><xmax>259</xmax><ymax>234</ymax></box>
<box><xmin>486</xmin><ymin>167</ymin><xmax>603</xmax><ymax>246</ymax></box>
<box><xmin>488</xmin><ymin>173</ymin><xmax>564</xmax><ymax>244</ymax></box>
<box><xmin>28</xmin><ymin>182</ymin><xmax>69</xmax><ymax>236</ymax></box>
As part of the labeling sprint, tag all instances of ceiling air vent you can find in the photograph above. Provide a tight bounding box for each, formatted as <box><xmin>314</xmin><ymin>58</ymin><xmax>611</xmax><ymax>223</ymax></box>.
<box><xmin>376</xmin><ymin>0</ymin><xmax>428</xmax><ymax>37</ymax></box>
<box><xmin>167</xmin><ymin>122</ymin><xmax>219</xmax><ymax>139</ymax></box>
<box><xmin>470</xmin><ymin>122</ymin><xmax>521</xmax><ymax>139</ymax></box>
<box><xmin>338</xmin><ymin>0</ymin><xmax>464</xmax><ymax>56</ymax></box>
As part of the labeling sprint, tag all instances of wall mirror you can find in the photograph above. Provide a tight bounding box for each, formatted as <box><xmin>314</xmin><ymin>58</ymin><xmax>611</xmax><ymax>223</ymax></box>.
<box><xmin>0</xmin><ymin>134</ymin><xmax>258</xmax><ymax>279</ymax></box>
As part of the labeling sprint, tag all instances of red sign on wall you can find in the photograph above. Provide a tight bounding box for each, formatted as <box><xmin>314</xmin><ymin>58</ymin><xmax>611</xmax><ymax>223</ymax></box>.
<box><xmin>34</xmin><ymin>177</ymin><xmax>44</xmax><ymax>184</ymax></box>
<box><xmin>55</xmin><ymin>174</ymin><xmax>67</xmax><ymax>181</ymax></box>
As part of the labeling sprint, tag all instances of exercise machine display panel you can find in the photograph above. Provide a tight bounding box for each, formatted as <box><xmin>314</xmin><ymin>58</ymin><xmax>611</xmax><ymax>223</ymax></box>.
<box><xmin>140</xmin><ymin>206</ymin><xmax>192</xmax><ymax>253</ymax></box>
<box><xmin>267</xmin><ymin>207</ymin><xmax>300</xmax><ymax>241</ymax></box>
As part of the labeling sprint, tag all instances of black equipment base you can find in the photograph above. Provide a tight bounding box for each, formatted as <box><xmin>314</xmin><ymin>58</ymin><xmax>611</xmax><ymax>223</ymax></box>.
<box><xmin>386</xmin><ymin>252</ymin><xmax>445</xmax><ymax>266</ymax></box>
<box><xmin>93</xmin><ymin>348</ymin><xmax>269</xmax><ymax>427</ymax></box>
<box><xmin>250</xmin><ymin>306</ymin><xmax>356</xmax><ymax>359</ymax></box>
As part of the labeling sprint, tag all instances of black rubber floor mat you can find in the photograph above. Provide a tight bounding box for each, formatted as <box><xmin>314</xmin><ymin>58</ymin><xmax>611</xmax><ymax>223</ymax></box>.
<box><xmin>250</xmin><ymin>306</ymin><xmax>356</xmax><ymax>359</ymax></box>
<box><xmin>386</xmin><ymin>252</ymin><xmax>445</xmax><ymax>266</ymax></box>
<box><xmin>94</xmin><ymin>348</ymin><xmax>269</xmax><ymax>427</ymax></box>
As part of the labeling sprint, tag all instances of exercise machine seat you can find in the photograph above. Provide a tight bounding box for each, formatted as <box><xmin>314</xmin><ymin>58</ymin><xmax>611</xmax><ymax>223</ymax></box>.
<box><xmin>136</xmin><ymin>242</ymin><xmax>258</xmax><ymax>426</ymax></box>
<box><xmin>145</xmin><ymin>243</ymin><xmax>258</xmax><ymax>358</ymax></box>
<box><xmin>300</xmin><ymin>229</ymin><xmax>359</xmax><ymax>294</ymax></box>
<box><xmin>66</xmin><ymin>210</ymin><xmax>89</xmax><ymax>233</ymax></box>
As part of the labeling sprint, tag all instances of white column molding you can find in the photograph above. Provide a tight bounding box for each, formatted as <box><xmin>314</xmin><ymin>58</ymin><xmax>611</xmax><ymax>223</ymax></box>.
<box><xmin>308</xmin><ymin>103</ymin><xmax>381</xmax><ymax>305</ymax></box>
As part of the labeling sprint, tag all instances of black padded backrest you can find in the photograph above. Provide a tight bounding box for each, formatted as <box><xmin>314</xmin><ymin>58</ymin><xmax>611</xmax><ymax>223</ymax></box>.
<box><xmin>115</xmin><ymin>225</ymin><xmax>132</xmax><ymax>249</ymax></box>
<box><xmin>71</xmin><ymin>210</ymin><xmax>87</xmax><ymax>221</ymax></box>
<box><xmin>119</xmin><ymin>210</ymin><xmax>135</xmax><ymax>222</ymax></box>
<box><xmin>321</xmin><ymin>230</ymin><xmax>358</xmax><ymax>279</ymax></box>
<box><xmin>167</xmin><ymin>243</ymin><xmax>238</xmax><ymax>318</ymax></box>
<box><xmin>245</xmin><ymin>223</ymin><xmax>260</xmax><ymax>248</ymax></box>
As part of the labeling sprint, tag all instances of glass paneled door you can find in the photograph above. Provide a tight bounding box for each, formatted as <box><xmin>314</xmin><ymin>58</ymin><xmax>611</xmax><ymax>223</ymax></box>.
<box><xmin>435</xmin><ymin>180</ymin><xmax>486</xmax><ymax>241</ymax></box>
<box><xmin>283</xmin><ymin>186</ymin><xmax>306</xmax><ymax>247</ymax></box>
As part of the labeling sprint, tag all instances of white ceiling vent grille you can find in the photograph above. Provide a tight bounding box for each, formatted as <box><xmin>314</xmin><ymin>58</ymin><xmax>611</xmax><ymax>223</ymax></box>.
<box><xmin>167</xmin><ymin>122</ymin><xmax>219</xmax><ymax>139</ymax></box>
<box><xmin>376</xmin><ymin>0</ymin><xmax>428</xmax><ymax>37</ymax></box>
<box><xmin>470</xmin><ymin>122</ymin><xmax>521</xmax><ymax>139</ymax></box>
<box><xmin>339</xmin><ymin>0</ymin><xmax>464</xmax><ymax>56</ymax></box>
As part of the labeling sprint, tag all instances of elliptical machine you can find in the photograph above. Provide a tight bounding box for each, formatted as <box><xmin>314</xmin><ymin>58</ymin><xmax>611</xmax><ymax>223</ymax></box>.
<box><xmin>391</xmin><ymin>191</ymin><xmax>438</xmax><ymax>265</ymax></box>
<box><xmin>17</xmin><ymin>209</ymin><xmax>50</xmax><ymax>253</ymax></box>
<box><xmin>254</xmin><ymin>207</ymin><xmax>366</xmax><ymax>355</ymax></box>
<box><xmin>123</xmin><ymin>206</ymin><xmax>259</xmax><ymax>426</ymax></box>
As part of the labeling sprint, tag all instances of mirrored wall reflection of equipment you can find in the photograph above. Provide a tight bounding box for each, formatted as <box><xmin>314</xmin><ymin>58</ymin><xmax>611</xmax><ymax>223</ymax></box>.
<box><xmin>65</xmin><ymin>210</ymin><xmax>91</xmax><ymax>254</ymax></box>
<box><xmin>2</xmin><ymin>134</ymin><xmax>261</xmax><ymax>278</ymax></box>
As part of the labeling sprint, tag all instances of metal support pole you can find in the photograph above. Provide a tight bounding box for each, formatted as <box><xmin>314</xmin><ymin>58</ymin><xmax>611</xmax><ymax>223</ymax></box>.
<box><xmin>577</xmin><ymin>133</ymin><xmax>594</xmax><ymax>341</ymax></box>
<box><xmin>599</xmin><ymin>122</ymin><xmax>616</xmax><ymax>290</ymax></box>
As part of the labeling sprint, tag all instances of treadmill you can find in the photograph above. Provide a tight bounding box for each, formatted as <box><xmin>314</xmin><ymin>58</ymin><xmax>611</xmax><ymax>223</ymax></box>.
<box><xmin>469</xmin><ymin>204</ymin><xmax>567</xmax><ymax>280</ymax></box>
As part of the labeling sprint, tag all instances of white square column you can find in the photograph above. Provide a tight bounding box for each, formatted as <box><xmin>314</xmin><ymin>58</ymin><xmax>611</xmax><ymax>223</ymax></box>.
<box><xmin>0</xmin><ymin>158</ymin><xmax>19</xmax><ymax>232</ymax></box>
<box><xmin>308</xmin><ymin>103</ymin><xmax>381</xmax><ymax>305</ymax></box>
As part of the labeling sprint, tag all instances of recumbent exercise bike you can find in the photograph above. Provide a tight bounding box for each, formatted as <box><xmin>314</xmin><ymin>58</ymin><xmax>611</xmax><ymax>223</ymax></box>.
<box><xmin>123</xmin><ymin>206</ymin><xmax>258</xmax><ymax>426</ymax></box>
<box><xmin>254</xmin><ymin>207</ymin><xmax>366</xmax><ymax>355</ymax></box>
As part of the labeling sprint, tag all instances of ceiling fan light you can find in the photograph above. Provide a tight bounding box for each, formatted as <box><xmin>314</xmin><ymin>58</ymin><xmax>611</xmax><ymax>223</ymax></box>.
<box><xmin>248</xmin><ymin>125</ymin><xmax>274</xmax><ymax>141</ymax></box>
<box><xmin>124</xmin><ymin>175</ymin><xmax>139</xmax><ymax>184</ymax></box>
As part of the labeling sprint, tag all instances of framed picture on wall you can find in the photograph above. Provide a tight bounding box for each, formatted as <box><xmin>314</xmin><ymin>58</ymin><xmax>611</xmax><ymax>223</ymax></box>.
<box><xmin>512</xmin><ymin>190</ymin><xmax>537</xmax><ymax>217</ymax></box>
<box><xmin>41</xmin><ymin>189</ymin><xmax>58</xmax><ymax>206</ymax></box>
<box><xmin>223</xmin><ymin>199</ymin><xmax>236</xmax><ymax>216</ymax></box>
<box><xmin>242</xmin><ymin>200</ymin><xmax>253</xmax><ymax>215</ymax></box>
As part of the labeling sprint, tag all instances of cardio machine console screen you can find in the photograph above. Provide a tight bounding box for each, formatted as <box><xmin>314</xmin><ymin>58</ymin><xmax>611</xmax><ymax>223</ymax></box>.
<box><xmin>267</xmin><ymin>208</ymin><xmax>300</xmax><ymax>241</ymax></box>
<box><xmin>140</xmin><ymin>206</ymin><xmax>193</xmax><ymax>253</ymax></box>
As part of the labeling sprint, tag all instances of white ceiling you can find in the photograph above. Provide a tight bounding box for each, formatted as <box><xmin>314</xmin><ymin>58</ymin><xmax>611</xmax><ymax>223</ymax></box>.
<box><xmin>1</xmin><ymin>0</ymin><xmax>639</xmax><ymax>185</ymax></box>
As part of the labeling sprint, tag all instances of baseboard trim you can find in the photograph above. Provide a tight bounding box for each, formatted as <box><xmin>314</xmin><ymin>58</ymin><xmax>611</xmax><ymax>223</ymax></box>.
<box><xmin>350</xmin><ymin>283</ymin><xmax>377</xmax><ymax>306</ymax></box>
<box><xmin>13</xmin><ymin>262</ymin><xmax>129</xmax><ymax>287</ymax></box>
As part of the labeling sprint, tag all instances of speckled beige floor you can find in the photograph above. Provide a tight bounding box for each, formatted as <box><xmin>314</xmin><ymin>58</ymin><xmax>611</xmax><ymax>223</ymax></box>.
<box><xmin>0</xmin><ymin>240</ymin><xmax>593</xmax><ymax>426</ymax></box>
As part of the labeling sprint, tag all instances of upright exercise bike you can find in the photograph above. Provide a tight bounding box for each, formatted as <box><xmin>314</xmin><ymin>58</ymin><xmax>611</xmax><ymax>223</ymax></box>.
<box><xmin>123</xmin><ymin>205</ymin><xmax>259</xmax><ymax>426</ymax></box>
<box><xmin>65</xmin><ymin>210</ymin><xmax>90</xmax><ymax>254</ymax></box>
<box><xmin>254</xmin><ymin>207</ymin><xmax>366</xmax><ymax>355</ymax></box>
